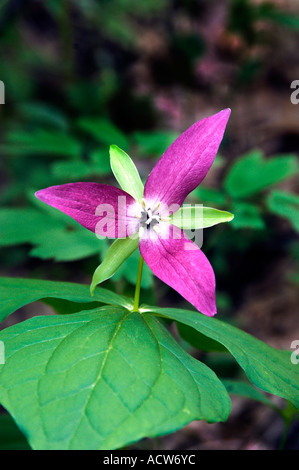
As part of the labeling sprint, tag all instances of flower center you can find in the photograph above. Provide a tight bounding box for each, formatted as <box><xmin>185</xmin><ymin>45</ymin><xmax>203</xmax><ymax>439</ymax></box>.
<box><xmin>141</xmin><ymin>207</ymin><xmax>160</xmax><ymax>228</ymax></box>
<box><xmin>135</xmin><ymin>199</ymin><xmax>171</xmax><ymax>236</ymax></box>
<box><xmin>138</xmin><ymin>200</ymin><xmax>161</xmax><ymax>234</ymax></box>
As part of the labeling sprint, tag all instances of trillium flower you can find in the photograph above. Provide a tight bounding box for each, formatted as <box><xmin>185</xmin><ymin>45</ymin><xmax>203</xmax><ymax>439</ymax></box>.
<box><xmin>36</xmin><ymin>109</ymin><xmax>231</xmax><ymax>316</ymax></box>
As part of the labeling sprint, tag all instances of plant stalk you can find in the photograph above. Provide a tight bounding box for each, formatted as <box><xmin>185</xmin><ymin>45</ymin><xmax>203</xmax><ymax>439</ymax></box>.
<box><xmin>133</xmin><ymin>255</ymin><xmax>144</xmax><ymax>312</ymax></box>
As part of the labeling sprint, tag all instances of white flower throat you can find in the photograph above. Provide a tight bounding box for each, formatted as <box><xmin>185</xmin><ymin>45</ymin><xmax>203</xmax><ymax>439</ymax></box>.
<box><xmin>136</xmin><ymin>199</ymin><xmax>170</xmax><ymax>236</ymax></box>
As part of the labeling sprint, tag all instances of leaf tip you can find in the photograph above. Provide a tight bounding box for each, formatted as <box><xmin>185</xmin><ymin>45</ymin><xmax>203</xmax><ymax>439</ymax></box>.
<box><xmin>109</xmin><ymin>144</ymin><xmax>120</xmax><ymax>153</ymax></box>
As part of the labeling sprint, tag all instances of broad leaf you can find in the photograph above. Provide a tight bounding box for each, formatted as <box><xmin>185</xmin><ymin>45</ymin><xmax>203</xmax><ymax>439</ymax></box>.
<box><xmin>267</xmin><ymin>190</ymin><xmax>299</xmax><ymax>232</ymax></box>
<box><xmin>141</xmin><ymin>306</ymin><xmax>299</xmax><ymax>408</ymax></box>
<box><xmin>91</xmin><ymin>236</ymin><xmax>139</xmax><ymax>294</ymax></box>
<box><xmin>110</xmin><ymin>145</ymin><xmax>144</xmax><ymax>202</ymax></box>
<box><xmin>0</xmin><ymin>277</ymin><xmax>133</xmax><ymax>322</ymax></box>
<box><xmin>0</xmin><ymin>308</ymin><xmax>231</xmax><ymax>450</ymax></box>
<box><xmin>224</xmin><ymin>150</ymin><xmax>298</xmax><ymax>198</ymax></box>
<box><xmin>171</xmin><ymin>205</ymin><xmax>233</xmax><ymax>230</ymax></box>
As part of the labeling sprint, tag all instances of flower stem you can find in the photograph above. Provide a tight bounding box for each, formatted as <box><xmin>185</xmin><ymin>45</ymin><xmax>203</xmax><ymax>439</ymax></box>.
<box><xmin>133</xmin><ymin>255</ymin><xmax>144</xmax><ymax>312</ymax></box>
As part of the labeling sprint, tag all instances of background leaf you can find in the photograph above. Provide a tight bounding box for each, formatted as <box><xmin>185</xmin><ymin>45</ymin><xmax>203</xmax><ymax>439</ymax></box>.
<box><xmin>1</xmin><ymin>130</ymin><xmax>81</xmax><ymax>158</ymax></box>
<box><xmin>78</xmin><ymin>117</ymin><xmax>129</xmax><ymax>150</ymax></box>
<box><xmin>267</xmin><ymin>190</ymin><xmax>299</xmax><ymax>232</ymax></box>
<box><xmin>133</xmin><ymin>131</ymin><xmax>179</xmax><ymax>156</ymax></box>
<box><xmin>222</xmin><ymin>379</ymin><xmax>281</xmax><ymax>412</ymax></box>
<box><xmin>224</xmin><ymin>150</ymin><xmax>298</xmax><ymax>198</ymax></box>
<box><xmin>0</xmin><ymin>207</ymin><xmax>107</xmax><ymax>261</ymax></box>
<box><xmin>230</xmin><ymin>202</ymin><xmax>265</xmax><ymax>229</ymax></box>
<box><xmin>177</xmin><ymin>322</ymin><xmax>228</xmax><ymax>353</ymax></box>
<box><xmin>190</xmin><ymin>187</ymin><xmax>227</xmax><ymax>206</ymax></box>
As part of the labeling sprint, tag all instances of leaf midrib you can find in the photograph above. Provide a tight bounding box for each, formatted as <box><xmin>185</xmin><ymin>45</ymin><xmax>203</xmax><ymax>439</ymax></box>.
<box><xmin>66</xmin><ymin>310</ymin><xmax>131</xmax><ymax>448</ymax></box>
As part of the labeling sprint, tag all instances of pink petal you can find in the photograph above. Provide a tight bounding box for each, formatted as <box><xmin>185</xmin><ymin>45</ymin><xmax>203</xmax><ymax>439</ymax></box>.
<box><xmin>144</xmin><ymin>109</ymin><xmax>230</xmax><ymax>210</ymax></box>
<box><xmin>139</xmin><ymin>225</ymin><xmax>216</xmax><ymax>316</ymax></box>
<box><xmin>35</xmin><ymin>183</ymin><xmax>139</xmax><ymax>238</ymax></box>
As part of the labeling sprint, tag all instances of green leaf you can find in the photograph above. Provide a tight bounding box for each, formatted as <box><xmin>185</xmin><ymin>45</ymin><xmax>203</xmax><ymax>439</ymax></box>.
<box><xmin>224</xmin><ymin>150</ymin><xmax>299</xmax><ymax>198</ymax></box>
<box><xmin>222</xmin><ymin>380</ymin><xmax>281</xmax><ymax>412</ymax></box>
<box><xmin>133</xmin><ymin>131</ymin><xmax>179</xmax><ymax>156</ymax></box>
<box><xmin>0</xmin><ymin>207</ymin><xmax>107</xmax><ymax>262</ymax></box>
<box><xmin>230</xmin><ymin>202</ymin><xmax>265</xmax><ymax>229</ymax></box>
<box><xmin>78</xmin><ymin>117</ymin><xmax>129</xmax><ymax>150</ymax></box>
<box><xmin>15</xmin><ymin>102</ymin><xmax>69</xmax><ymax>130</ymax></box>
<box><xmin>177</xmin><ymin>323</ymin><xmax>227</xmax><ymax>352</ymax></box>
<box><xmin>0</xmin><ymin>277</ymin><xmax>133</xmax><ymax>323</ymax></box>
<box><xmin>141</xmin><ymin>306</ymin><xmax>299</xmax><ymax>409</ymax></box>
<box><xmin>190</xmin><ymin>187</ymin><xmax>227</xmax><ymax>206</ymax></box>
<box><xmin>171</xmin><ymin>206</ymin><xmax>234</xmax><ymax>230</ymax></box>
<box><xmin>0</xmin><ymin>308</ymin><xmax>231</xmax><ymax>450</ymax></box>
<box><xmin>267</xmin><ymin>190</ymin><xmax>299</xmax><ymax>232</ymax></box>
<box><xmin>1</xmin><ymin>130</ymin><xmax>81</xmax><ymax>157</ymax></box>
<box><xmin>29</xmin><ymin>227</ymin><xmax>107</xmax><ymax>262</ymax></box>
<box><xmin>91</xmin><ymin>236</ymin><xmax>139</xmax><ymax>295</ymax></box>
<box><xmin>0</xmin><ymin>208</ymin><xmax>58</xmax><ymax>246</ymax></box>
<box><xmin>42</xmin><ymin>298</ymin><xmax>102</xmax><ymax>316</ymax></box>
<box><xmin>110</xmin><ymin>145</ymin><xmax>144</xmax><ymax>202</ymax></box>
<box><xmin>51</xmin><ymin>160</ymin><xmax>110</xmax><ymax>181</ymax></box>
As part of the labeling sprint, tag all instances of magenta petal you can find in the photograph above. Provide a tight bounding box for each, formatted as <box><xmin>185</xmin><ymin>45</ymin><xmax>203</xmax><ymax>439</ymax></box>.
<box><xmin>144</xmin><ymin>109</ymin><xmax>230</xmax><ymax>209</ymax></box>
<box><xmin>139</xmin><ymin>226</ymin><xmax>216</xmax><ymax>316</ymax></box>
<box><xmin>35</xmin><ymin>183</ymin><xmax>139</xmax><ymax>238</ymax></box>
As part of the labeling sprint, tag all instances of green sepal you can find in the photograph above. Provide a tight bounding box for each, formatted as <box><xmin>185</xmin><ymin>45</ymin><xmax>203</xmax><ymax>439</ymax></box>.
<box><xmin>110</xmin><ymin>145</ymin><xmax>144</xmax><ymax>202</ymax></box>
<box><xmin>90</xmin><ymin>236</ymin><xmax>139</xmax><ymax>295</ymax></box>
<box><xmin>171</xmin><ymin>205</ymin><xmax>234</xmax><ymax>230</ymax></box>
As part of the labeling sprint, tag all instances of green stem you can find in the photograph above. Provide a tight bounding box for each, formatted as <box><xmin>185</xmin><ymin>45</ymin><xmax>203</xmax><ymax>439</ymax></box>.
<box><xmin>133</xmin><ymin>255</ymin><xmax>144</xmax><ymax>312</ymax></box>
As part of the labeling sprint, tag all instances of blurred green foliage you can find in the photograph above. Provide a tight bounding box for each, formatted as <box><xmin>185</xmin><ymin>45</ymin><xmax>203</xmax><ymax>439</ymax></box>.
<box><xmin>192</xmin><ymin>149</ymin><xmax>298</xmax><ymax>232</ymax></box>
<box><xmin>0</xmin><ymin>0</ymin><xmax>298</xmax><ymax>301</ymax></box>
